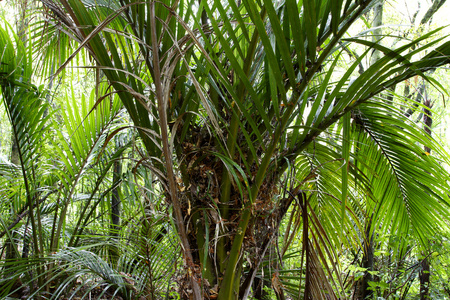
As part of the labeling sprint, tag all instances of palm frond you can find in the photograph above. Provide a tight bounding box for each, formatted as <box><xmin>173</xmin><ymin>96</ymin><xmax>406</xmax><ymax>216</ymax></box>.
<box><xmin>354</xmin><ymin>98</ymin><xmax>450</xmax><ymax>244</ymax></box>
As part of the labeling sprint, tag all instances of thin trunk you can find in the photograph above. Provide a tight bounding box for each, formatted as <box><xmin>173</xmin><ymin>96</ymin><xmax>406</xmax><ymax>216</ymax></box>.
<box><xmin>111</xmin><ymin>160</ymin><xmax>121</xmax><ymax>233</ymax></box>
<box><xmin>109</xmin><ymin>147</ymin><xmax>122</xmax><ymax>264</ymax></box>
<box><xmin>148</xmin><ymin>2</ymin><xmax>201</xmax><ymax>297</ymax></box>
<box><xmin>301</xmin><ymin>193</ymin><xmax>311</xmax><ymax>300</ymax></box>
<box><xmin>110</xmin><ymin>137</ymin><xmax>122</xmax><ymax>235</ymax></box>
<box><xmin>361</xmin><ymin>223</ymin><xmax>374</xmax><ymax>299</ymax></box>
<box><xmin>419</xmin><ymin>98</ymin><xmax>432</xmax><ymax>300</ymax></box>
<box><xmin>423</xmin><ymin>98</ymin><xmax>433</xmax><ymax>153</ymax></box>
<box><xmin>404</xmin><ymin>83</ymin><xmax>425</xmax><ymax>118</ymax></box>
<box><xmin>252</xmin><ymin>277</ymin><xmax>271</xmax><ymax>300</ymax></box>
<box><xmin>369</xmin><ymin>1</ymin><xmax>383</xmax><ymax>66</ymax></box>
<box><xmin>419</xmin><ymin>258</ymin><xmax>430</xmax><ymax>300</ymax></box>
<box><xmin>420</xmin><ymin>0</ymin><xmax>447</xmax><ymax>25</ymax></box>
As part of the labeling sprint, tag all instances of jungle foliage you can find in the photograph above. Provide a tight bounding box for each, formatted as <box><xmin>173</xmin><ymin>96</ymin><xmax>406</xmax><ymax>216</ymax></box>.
<box><xmin>1</xmin><ymin>0</ymin><xmax>450</xmax><ymax>299</ymax></box>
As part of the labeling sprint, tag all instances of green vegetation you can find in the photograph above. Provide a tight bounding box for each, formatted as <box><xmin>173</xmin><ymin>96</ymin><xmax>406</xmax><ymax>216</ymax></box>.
<box><xmin>1</xmin><ymin>0</ymin><xmax>450</xmax><ymax>299</ymax></box>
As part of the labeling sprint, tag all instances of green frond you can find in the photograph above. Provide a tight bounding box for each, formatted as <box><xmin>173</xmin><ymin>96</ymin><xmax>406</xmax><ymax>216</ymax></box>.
<box><xmin>354</xmin><ymin>99</ymin><xmax>450</xmax><ymax>245</ymax></box>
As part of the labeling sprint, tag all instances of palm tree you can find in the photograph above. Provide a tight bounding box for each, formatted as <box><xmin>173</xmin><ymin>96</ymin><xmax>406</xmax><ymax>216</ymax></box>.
<box><xmin>0</xmin><ymin>17</ymin><xmax>138</xmax><ymax>298</ymax></box>
<box><xmin>2</xmin><ymin>0</ymin><xmax>450</xmax><ymax>298</ymax></box>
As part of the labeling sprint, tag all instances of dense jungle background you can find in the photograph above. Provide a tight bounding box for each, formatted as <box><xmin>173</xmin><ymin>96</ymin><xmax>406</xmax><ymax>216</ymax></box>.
<box><xmin>2</xmin><ymin>0</ymin><xmax>450</xmax><ymax>299</ymax></box>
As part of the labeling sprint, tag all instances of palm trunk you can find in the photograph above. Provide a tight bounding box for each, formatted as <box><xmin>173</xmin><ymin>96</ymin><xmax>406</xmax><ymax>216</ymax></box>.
<box><xmin>361</xmin><ymin>224</ymin><xmax>374</xmax><ymax>299</ymax></box>
<box><xmin>110</xmin><ymin>158</ymin><xmax>121</xmax><ymax>230</ymax></box>
<box><xmin>252</xmin><ymin>277</ymin><xmax>271</xmax><ymax>300</ymax></box>
<box><xmin>419</xmin><ymin>258</ymin><xmax>430</xmax><ymax>300</ymax></box>
<box><xmin>369</xmin><ymin>1</ymin><xmax>383</xmax><ymax>66</ymax></box>
<box><xmin>419</xmin><ymin>98</ymin><xmax>432</xmax><ymax>300</ymax></box>
<box><xmin>109</xmin><ymin>147</ymin><xmax>122</xmax><ymax>264</ymax></box>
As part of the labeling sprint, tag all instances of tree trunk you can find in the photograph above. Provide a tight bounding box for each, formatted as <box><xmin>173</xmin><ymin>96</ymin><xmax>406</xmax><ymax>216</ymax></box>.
<box><xmin>252</xmin><ymin>277</ymin><xmax>271</xmax><ymax>300</ymax></box>
<box><xmin>419</xmin><ymin>257</ymin><xmax>430</xmax><ymax>300</ymax></box>
<box><xmin>420</xmin><ymin>0</ymin><xmax>447</xmax><ymax>25</ymax></box>
<box><xmin>369</xmin><ymin>1</ymin><xmax>383</xmax><ymax>65</ymax></box>
<box><xmin>356</xmin><ymin>222</ymin><xmax>374</xmax><ymax>300</ymax></box>
<box><xmin>110</xmin><ymin>151</ymin><xmax>122</xmax><ymax>235</ymax></box>
<box><xmin>109</xmin><ymin>147</ymin><xmax>122</xmax><ymax>264</ymax></box>
<box><xmin>419</xmin><ymin>98</ymin><xmax>432</xmax><ymax>300</ymax></box>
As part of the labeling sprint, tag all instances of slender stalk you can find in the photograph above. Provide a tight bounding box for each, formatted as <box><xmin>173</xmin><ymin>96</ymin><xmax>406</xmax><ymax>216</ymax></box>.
<box><xmin>149</xmin><ymin>2</ymin><xmax>201</xmax><ymax>298</ymax></box>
